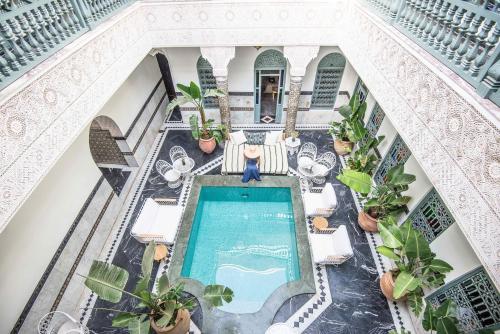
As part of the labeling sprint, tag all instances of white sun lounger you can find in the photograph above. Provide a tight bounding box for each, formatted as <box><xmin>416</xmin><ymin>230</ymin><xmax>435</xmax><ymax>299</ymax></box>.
<box><xmin>309</xmin><ymin>225</ymin><xmax>353</xmax><ymax>265</ymax></box>
<box><xmin>131</xmin><ymin>198</ymin><xmax>182</xmax><ymax>244</ymax></box>
<box><xmin>303</xmin><ymin>183</ymin><xmax>337</xmax><ymax>217</ymax></box>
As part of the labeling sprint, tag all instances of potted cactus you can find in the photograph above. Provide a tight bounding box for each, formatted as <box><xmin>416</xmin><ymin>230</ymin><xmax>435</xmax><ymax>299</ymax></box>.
<box><xmin>80</xmin><ymin>241</ymin><xmax>233</xmax><ymax>334</ymax></box>
<box><xmin>166</xmin><ymin>81</ymin><xmax>226</xmax><ymax>154</ymax></box>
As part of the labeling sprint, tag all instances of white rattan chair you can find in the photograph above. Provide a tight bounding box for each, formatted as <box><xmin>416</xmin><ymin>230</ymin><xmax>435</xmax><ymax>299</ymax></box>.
<box><xmin>311</xmin><ymin>152</ymin><xmax>337</xmax><ymax>184</ymax></box>
<box><xmin>156</xmin><ymin>159</ymin><xmax>181</xmax><ymax>188</ymax></box>
<box><xmin>169</xmin><ymin>146</ymin><xmax>188</xmax><ymax>164</ymax></box>
<box><xmin>38</xmin><ymin>311</ymin><xmax>89</xmax><ymax>334</ymax></box>
<box><xmin>309</xmin><ymin>225</ymin><xmax>353</xmax><ymax>265</ymax></box>
<box><xmin>297</xmin><ymin>142</ymin><xmax>317</xmax><ymax>169</ymax></box>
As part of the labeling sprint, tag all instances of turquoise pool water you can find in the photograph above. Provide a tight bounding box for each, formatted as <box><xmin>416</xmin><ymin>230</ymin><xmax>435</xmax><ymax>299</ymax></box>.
<box><xmin>181</xmin><ymin>186</ymin><xmax>300</xmax><ymax>314</ymax></box>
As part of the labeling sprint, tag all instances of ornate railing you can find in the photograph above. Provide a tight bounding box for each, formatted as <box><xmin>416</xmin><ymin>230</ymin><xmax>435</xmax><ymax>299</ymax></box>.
<box><xmin>362</xmin><ymin>0</ymin><xmax>500</xmax><ymax>107</ymax></box>
<box><xmin>0</xmin><ymin>0</ymin><xmax>135</xmax><ymax>90</ymax></box>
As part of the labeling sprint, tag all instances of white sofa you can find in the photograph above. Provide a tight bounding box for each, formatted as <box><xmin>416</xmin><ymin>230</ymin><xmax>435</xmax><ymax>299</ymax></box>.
<box><xmin>303</xmin><ymin>183</ymin><xmax>337</xmax><ymax>217</ymax></box>
<box><xmin>309</xmin><ymin>225</ymin><xmax>353</xmax><ymax>265</ymax></box>
<box><xmin>222</xmin><ymin>141</ymin><xmax>289</xmax><ymax>175</ymax></box>
<box><xmin>131</xmin><ymin>198</ymin><xmax>182</xmax><ymax>244</ymax></box>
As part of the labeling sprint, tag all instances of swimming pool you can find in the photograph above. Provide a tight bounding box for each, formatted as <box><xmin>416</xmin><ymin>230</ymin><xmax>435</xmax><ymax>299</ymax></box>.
<box><xmin>181</xmin><ymin>186</ymin><xmax>300</xmax><ymax>314</ymax></box>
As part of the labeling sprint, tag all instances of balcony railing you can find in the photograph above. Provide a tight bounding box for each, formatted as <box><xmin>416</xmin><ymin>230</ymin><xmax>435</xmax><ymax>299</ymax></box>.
<box><xmin>0</xmin><ymin>0</ymin><xmax>135</xmax><ymax>90</ymax></box>
<box><xmin>362</xmin><ymin>0</ymin><xmax>500</xmax><ymax>107</ymax></box>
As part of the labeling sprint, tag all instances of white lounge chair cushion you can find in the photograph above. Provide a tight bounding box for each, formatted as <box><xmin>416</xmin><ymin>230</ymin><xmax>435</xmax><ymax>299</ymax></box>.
<box><xmin>303</xmin><ymin>184</ymin><xmax>337</xmax><ymax>216</ymax></box>
<box><xmin>264</xmin><ymin>130</ymin><xmax>283</xmax><ymax>145</ymax></box>
<box><xmin>309</xmin><ymin>225</ymin><xmax>353</xmax><ymax>263</ymax></box>
<box><xmin>229</xmin><ymin>130</ymin><xmax>247</xmax><ymax>145</ymax></box>
<box><xmin>131</xmin><ymin>199</ymin><xmax>182</xmax><ymax>244</ymax></box>
<box><xmin>222</xmin><ymin>141</ymin><xmax>288</xmax><ymax>174</ymax></box>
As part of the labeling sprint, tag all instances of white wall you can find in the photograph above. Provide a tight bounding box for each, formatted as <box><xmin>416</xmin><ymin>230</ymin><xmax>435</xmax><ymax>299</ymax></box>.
<box><xmin>0</xmin><ymin>56</ymin><xmax>162</xmax><ymax>333</ymax></box>
<box><xmin>376</xmin><ymin>114</ymin><xmax>398</xmax><ymax>158</ymax></box>
<box><xmin>403</xmin><ymin>155</ymin><xmax>434</xmax><ymax>213</ymax></box>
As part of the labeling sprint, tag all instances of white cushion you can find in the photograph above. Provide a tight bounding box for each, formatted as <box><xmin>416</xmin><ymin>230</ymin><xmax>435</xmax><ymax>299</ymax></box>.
<box><xmin>164</xmin><ymin>169</ymin><xmax>180</xmax><ymax>182</ymax></box>
<box><xmin>131</xmin><ymin>199</ymin><xmax>182</xmax><ymax>244</ymax></box>
<box><xmin>230</xmin><ymin>130</ymin><xmax>247</xmax><ymax>145</ymax></box>
<box><xmin>264</xmin><ymin>130</ymin><xmax>283</xmax><ymax>145</ymax></box>
<box><xmin>331</xmin><ymin>225</ymin><xmax>353</xmax><ymax>257</ymax></box>
<box><xmin>309</xmin><ymin>225</ymin><xmax>353</xmax><ymax>263</ymax></box>
<box><xmin>322</xmin><ymin>183</ymin><xmax>337</xmax><ymax>208</ymax></box>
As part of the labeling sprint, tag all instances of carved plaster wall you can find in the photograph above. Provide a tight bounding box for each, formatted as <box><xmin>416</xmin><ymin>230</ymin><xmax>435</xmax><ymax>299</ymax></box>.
<box><xmin>0</xmin><ymin>0</ymin><xmax>498</xmax><ymax>287</ymax></box>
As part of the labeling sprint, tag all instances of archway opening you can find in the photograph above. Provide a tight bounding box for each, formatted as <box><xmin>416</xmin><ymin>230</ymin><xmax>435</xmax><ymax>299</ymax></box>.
<box><xmin>254</xmin><ymin>49</ymin><xmax>287</xmax><ymax>124</ymax></box>
<box><xmin>311</xmin><ymin>53</ymin><xmax>346</xmax><ymax>110</ymax></box>
<box><xmin>89</xmin><ymin>116</ymin><xmax>137</xmax><ymax>196</ymax></box>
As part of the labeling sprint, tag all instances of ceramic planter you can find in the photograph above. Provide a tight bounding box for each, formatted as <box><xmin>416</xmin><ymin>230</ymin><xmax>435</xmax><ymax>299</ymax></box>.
<box><xmin>333</xmin><ymin>139</ymin><xmax>354</xmax><ymax>156</ymax></box>
<box><xmin>150</xmin><ymin>309</ymin><xmax>190</xmax><ymax>334</ymax></box>
<box><xmin>199</xmin><ymin>137</ymin><xmax>216</xmax><ymax>154</ymax></box>
<box><xmin>358</xmin><ymin>211</ymin><xmax>379</xmax><ymax>232</ymax></box>
<box><xmin>380</xmin><ymin>271</ymin><xmax>407</xmax><ymax>301</ymax></box>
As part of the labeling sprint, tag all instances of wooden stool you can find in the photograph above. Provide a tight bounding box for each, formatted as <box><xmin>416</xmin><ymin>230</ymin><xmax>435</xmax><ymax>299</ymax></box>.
<box><xmin>154</xmin><ymin>244</ymin><xmax>168</xmax><ymax>262</ymax></box>
<box><xmin>312</xmin><ymin>217</ymin><xmax>329</xmax><ymax>231</ymax></box>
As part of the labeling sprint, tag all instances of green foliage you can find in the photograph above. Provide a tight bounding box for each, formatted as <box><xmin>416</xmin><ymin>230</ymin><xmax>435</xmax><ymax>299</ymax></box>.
<box><xmin>336</xmin><ymin>169</ymin><xmax>372</xmax><ymax>195</ymax></box>
<box><xmin>363</xmin><ymin>164</ymin><xmax>415</xmax><ymax>219</ymax></box>
<box><xmin>81</xmin><ymin>241</ymin><xmax>232</xmax><ymax>332</ymax></box>
<box><xmin>346</xmin><ymin>135</ymin><xmax>385</xmax><ymax>175</ymax></box>
<box><xmin>328</xmin><ymin>95</ymin><xmax>367</xmax><ymax>143</ymax></box>
<box><xmin>167</xmin><ymin>81</ymin><xmax>226</xmax><ymax>142</ymax></box>
<box><xmin>376</xmin><ymin>218</ymin><xmax>453</xmax><ymax>318</ymax></box>
<box><xmin>203</xmin><ymin>284</ymin><xmax>234</xmax><ymax>307</ymax></box>
<box><xmin>422</xmin><ymin>300</ymin><xmax>460</xmax><ymax>334</ymax></box>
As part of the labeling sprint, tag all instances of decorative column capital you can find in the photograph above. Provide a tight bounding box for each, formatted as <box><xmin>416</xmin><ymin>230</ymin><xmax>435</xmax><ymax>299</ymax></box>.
<box><xmin>148</xmin><ymin>48</ymin><xmax>168</xmax><ymax>57</ymax></box>
<box><xmin>200</xmin><ymin>46</ymin><xmax>236</xmax><ymax>77</ymax></box>
<box><xmin>284</xmin><ymin>46</ymin><xmax>320</xmax><ymax>77</ymax></box>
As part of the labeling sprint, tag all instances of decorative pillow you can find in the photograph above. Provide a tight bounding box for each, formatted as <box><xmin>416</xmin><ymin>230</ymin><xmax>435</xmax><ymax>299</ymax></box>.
<box><xmin>229</xmin><ymin>130</ymin><xmax>247</xmax><ymax>145</ymax></box>
<box><xmin>244</xmin><ymin>131</ymin><xmax>266</xmax><ymax>145</ymax></box>
<box><xmin>264</xmin><ymin>130</ymin><xmax>283</xmax><ymax>145</ymax></box>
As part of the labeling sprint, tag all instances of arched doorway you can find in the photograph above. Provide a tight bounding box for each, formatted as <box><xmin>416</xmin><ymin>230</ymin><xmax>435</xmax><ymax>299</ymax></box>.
<box><xmin>89</xmin><ymin>116</ymin><xmax>137</xmax><ymax>195</ymax></box>
<box><xmin>254</xmin><ymin>49</ymin><xmax>287</xmax><ymax>124</ymax></box>
<box><xmin>311</xmin><ymin>53</ymin><xmax>346</xmax><ymax>109</ymax></box>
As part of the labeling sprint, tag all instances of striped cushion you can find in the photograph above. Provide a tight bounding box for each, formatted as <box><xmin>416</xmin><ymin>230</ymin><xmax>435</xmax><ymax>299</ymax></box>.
<box><xmin>222</xmin><ymin>142</ymin><xmax>288</xmax><ymax>175</ymax></box>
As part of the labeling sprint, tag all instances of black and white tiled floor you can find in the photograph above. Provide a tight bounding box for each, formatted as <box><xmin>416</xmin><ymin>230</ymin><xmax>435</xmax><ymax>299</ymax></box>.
<box><xmin>80</xmin><ymin>121</ymin><xmax>411</xmax><ymax>333</ymax></box>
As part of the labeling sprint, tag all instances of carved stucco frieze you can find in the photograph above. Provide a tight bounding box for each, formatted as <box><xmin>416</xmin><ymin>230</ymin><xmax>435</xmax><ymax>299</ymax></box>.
<box><xmin>343</xmin><ymin>2</ymin><xmax>500</xmax><ymax>287</ymax></box>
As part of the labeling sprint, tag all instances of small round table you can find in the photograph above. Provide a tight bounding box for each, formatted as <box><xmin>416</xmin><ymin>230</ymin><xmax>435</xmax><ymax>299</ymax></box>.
<box><xmin>154</xmin><ymin>244</ymin><xmax>168</xmax><ymax>262</ymax></box>
<box><xmin>285</xmin><ymin>137</ymin><xmax>301</xmax><ymax>155</ymax></box>
<box><xmin>312</xmin><ymin>216</ymin><xmax>329</xmax><ymax>231</ymax></box>
<box><xmin>173</xmin><ymin>157</ymin><xmax>195</xmax><ymax>178</ymax></box>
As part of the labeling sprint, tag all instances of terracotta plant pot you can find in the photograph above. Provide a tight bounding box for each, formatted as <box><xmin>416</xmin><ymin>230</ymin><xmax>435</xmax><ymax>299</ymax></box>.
<box><xmin>333</xmin><ymin>139</ymin><xmax>354</xmax><ymax>156</ymax></box>
<box><xmin>199</xmin><ymin>137</ymin><xmax>216</xmax><ymax>154</ymax></box>
<box><xmin>150</xmin><ymin>309</ymin><xmax>190</xmax><ymax>334</ymax></box>
<box><xmin>380</xmin><ymin>271</ymin><xmax>407</xmax><ymax>301</ymax></box>
<box><xmin>358</xmin><ymin>211</ymin><xmax>379</xmax><ymax>232</ymax></box>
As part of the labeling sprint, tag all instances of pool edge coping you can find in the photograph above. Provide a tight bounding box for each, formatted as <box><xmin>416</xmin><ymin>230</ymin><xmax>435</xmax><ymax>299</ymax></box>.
<box><xmin>168</xmin><ymin>175</ymin><xmax>315</xmax><ymax>334</ymax></box>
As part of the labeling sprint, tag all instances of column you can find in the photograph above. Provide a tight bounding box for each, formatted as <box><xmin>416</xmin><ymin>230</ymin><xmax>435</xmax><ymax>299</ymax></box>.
<box><xmin>283</xmin><ymin>46</ymin><xmax>320</xmax><ymax>137</ymax></box>
<box><xmin>200</xmin><ymin>47</ymin><xmax>235</xmax><ymax>131</ymax></box>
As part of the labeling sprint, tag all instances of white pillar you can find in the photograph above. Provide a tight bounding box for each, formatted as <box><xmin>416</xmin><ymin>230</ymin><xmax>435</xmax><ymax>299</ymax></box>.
<box><xmin>283</xmin><ymin>46</ymin><xmax>320</xmax><ymax>136</ymax></box>
<box><xmin>200</xmin><ymin>47</ymin><xmax>236</xmax><ymax>131</ymax></box>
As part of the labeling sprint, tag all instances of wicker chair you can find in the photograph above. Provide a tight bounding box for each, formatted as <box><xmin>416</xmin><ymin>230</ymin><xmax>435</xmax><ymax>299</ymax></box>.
<box><xmin>297</xmin><ymin>142</ymin><xmax>317</xmax><ymax>169</ymax></box>
<box><xmin>311</xmin><ymin>152</ymin><xmax>337</xmax><ymax>184</ymax></box>
<box><xmin>156</xmin><ymin>159</ymin><xmax>181</xmax><ymax>188</ymax></box>
<box><xmin>169</xmin><ymin>146</ymin><xmax>188</xmax><ymax>164</ymax></box>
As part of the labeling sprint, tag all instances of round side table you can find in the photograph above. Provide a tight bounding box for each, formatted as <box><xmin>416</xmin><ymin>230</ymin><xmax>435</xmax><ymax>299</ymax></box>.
<box><xmin>312</xmin><ymin>216</ymin><xmax>329</xmax><ymax>231</ymax></box>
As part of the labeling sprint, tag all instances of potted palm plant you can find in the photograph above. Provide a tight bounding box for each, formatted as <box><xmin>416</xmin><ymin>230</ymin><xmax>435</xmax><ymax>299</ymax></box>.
<box><xmin>377</xmin><ymin>217</ymin><xmax>461</xmax><ymax>334</ymax></box>
<box><xmin>166</xmin><ymin>81</ymin><xmax>226</xmax><ymax>154</ymax></box>
<box><xmin>328</xmin><ymin>94</ymin><xmax>367</xmax><ymax>155</ymax></box>
<box><xmin>346</xmin><ymin>135</ymin><xmax>385</xmax><ymax>175</ymax></box>
<box><xmin>80</xmin><ymin>241</ymin><xmax>233</xmax><ymax>333</ymax></box>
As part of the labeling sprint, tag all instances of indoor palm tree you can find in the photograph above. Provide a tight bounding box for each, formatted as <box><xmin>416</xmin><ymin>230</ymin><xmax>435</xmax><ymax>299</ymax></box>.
<box><xmin>166</xmin><ymin>81</ymin><xmax>227</xmax><ymax>154</ymax></box>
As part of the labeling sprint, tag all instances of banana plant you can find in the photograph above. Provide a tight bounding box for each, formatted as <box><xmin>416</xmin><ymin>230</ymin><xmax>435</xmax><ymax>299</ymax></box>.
<box><xmin>167</xmin><ymin>81</ymin><xmax>227</xmax><ymax>141</ymax></box>
<box><xmin>336</xmin><ymin>169</ymin><xmax>372</xmax><ymax>195</ymax></box>
<box><xmin>376</xmin><ymin>216</ymin><xmax>453</xmax><ymax>316</ymax></box>
<box><xmin>363</xmin><ymin>164</ymin><xmax>415</xmax><ymax>219</ymax></box>
<box><xmin>328</xmin><ymin>94</ymin><xmax>368</xmax><ymax>143</ymax></box>
<box><xmin>346</xmin><ymin>135</ymin><xmax>385</xmax><ymax>175</ymax></box>
<box><xmin>189</xmin><ymin>115</ymin><xmax>226</xmax><ymax>144</ymax></box>
<box><xmin>79</xmin><ymin>241</ymin><xmax>233</xmax><ymax>332</ymax></box>
<box><xmin>422</xmin><ymin>300</ymin><xmax>460</xmax><ymax>334</ymax></box>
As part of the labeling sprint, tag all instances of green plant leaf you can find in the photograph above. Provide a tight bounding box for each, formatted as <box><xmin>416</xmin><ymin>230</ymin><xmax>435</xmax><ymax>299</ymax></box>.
<box><xmin>422</xmin><ymin>303</ymin><xmax>435</xmax><ymax>331</ymax></box>
<box><xmin>166</xmin><ymin>96</ymin><xmax>191</xmax><ymax>113</ymax></box>
<box><xmin>378</xmin><ymin>222</ymin><xmax>403</xmax><ymax>249</ymax></box>
<box><xmin>189</xmin><ymin>81</ymin><xmax>201</xmax><ymax>100</ymax></box>
<box><xmin>155</xmin><ymin>300</ymin><xmax>176</xmax><ymax>327</ymax></box>
<box><xmin>203</xmin><ymin>285</ymin><xmax>234</xmax><ymax>307</ymax></box>
<box><xmin>84</xmin><ymin>260</ymin><xmax>129</xmax><ymax>303</ymax></box>
<box><xmin>158</xmin><ymin>274</ymin><xmax>170</xmax><ymax>295</ymax></box>
<box><xmin>391</xmin><ymin>173</ymin><xmax>416</xmax><ymax>186</ymax></box>
<box><xmin>338</xmin><ymin>105</ymin><xmax>352</xmax><ymax>119</ymax></box>
<box><xmin>134</xmin><ymin>276</ymin><xmax>149</xmax><ymax>295</ymax></box>
<box><xmin>387</xmin><ymin>164</ymin><xmax>404</xmax><ymax>181</ymax></box>
<box><xmin>128</xmin><ymin>316</ymin><xmax>150</xmax><ymax>334</ymax></box>
<box><xmin>204</xmin><ymin>88</ymin><xmax>226</xmax><ymax>97</ymax></box>
<box><xmin>189</xmin><ymin>115</ymin><xmax>200</xmax><ymax>140</ymax></box>
<box><xmin>404</xmin><ymin>229</ymin><xmax>432</xmax><ymax>261</ymax></box>
<box><xmin>177</xmin><ymin>83</ymin><xmax>191</xmax><ymax>96</ymax></box>
<box><xmin>376</xmin><ymin>246</ymin><xmax>400</xmax><ymax>260</ymax></box>
<box><xmin>408</xmin><ymin>292</ymin><xmax>423</xmax><ymax>316</ymax></box>
<box><xmin>142</xmin><ymin>241</ymin><xmax>155</xmax><ymax>279</ymax></box>
<box><xmin>436</xmin><ymin>317</ymin><xmax>459</xmax><ymax>334</ymax></box>
<box><xmin>112</xmin><ymin>313</ymin><xmax>138</xmax><ymax>328</ymax></box>
<box><xmin>429</xmin><ymin>259</ymin><xmax>453</xmax><ymax>273</ymax></box>
<box><xmin>348</xmin><ymin>120</ymin><xmax>367</xmax><ymax>142</ymax></box>
<box><xmin>393</xmin><ymin>271</ymin><xmax>421</xmax><ymax>299</ymax></box>
<box><xmin>336</xmin><ymin>169</ymin><xmax>372</xmax><ymax>195</ymax></box>
<box><xmin>435</xmin><ymin>299</ymin><xmax>456</xmax><ymax>318</ymax></box>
